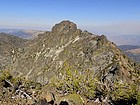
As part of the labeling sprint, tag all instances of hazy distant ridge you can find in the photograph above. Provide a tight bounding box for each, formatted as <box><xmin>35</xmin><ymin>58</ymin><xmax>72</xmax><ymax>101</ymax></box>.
<box><xmin>107</xmin><ymin>35</ymin><xmax>140</xmax><ymax>45</ymax></box>
<box><xmin>0</xmin><ymin>29</ymin><xmax>45</xmax><ymax>39</ymax></box>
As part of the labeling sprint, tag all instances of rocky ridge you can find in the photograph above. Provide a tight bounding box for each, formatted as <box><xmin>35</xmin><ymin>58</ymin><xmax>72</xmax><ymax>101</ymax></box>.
<box><xmin>0</xmin><ymin>33</ymin><xmax>27</xmax><ymax>69</ymax></box>
<box><xmin>0</xmin><ymin>21</ymin><xmax>139</xmax><ymax>105</ymax></box>
<box><xmin>9</xmin><ymin>21</ymin><xmax>137</xmax><ymax>83</ymax></box>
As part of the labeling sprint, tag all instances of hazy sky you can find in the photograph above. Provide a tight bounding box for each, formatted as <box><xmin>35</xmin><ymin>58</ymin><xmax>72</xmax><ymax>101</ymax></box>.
<box><xmin>0</xmin><ymin>0</ymin><xmax>140</xmax><ymax>35</ymax></box>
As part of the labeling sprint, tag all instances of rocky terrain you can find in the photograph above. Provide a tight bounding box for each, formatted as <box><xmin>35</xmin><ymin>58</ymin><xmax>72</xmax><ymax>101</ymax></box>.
<box><xmin>0</xmin><ymin>33</ymin><xmax>27</xmax><ymax>70</ymax></box>
<box><xmin>0</xmin><ymin>21</ymin><xmax>139</xmax><ymax>105</ymax></box>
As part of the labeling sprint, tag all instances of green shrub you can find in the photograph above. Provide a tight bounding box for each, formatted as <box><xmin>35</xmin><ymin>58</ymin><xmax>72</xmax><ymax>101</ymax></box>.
<box><xmin>54</xmin><ymin>68</ymin><xmax>96</xmax><ymax>99</ymax></box>
<box><xmin>111</xmin><ymin>81</ymin><xmax>140</xmax><ymax>105</ymax></box>
<box><xmin>0</xmin><ymin>70</ymin><xmax>12</xmax><ymax>82</ymax></box>
<box><xmin>136</xmin><ymin>91</ymin><xmax>140</xmax><ymax>105</ymax></box>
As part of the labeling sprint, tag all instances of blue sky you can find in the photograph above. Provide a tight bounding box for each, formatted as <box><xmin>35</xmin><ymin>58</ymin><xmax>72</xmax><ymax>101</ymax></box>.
<box><xmin>0</xmin><ymin>0</ymin><xmax>140</xmax><ymax>35</ymax></box>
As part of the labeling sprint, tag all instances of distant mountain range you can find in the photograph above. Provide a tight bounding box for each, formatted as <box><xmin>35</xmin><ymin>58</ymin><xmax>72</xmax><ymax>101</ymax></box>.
<box><xmin>106</xmin><ymin>35</ymin><xmax>140</xmax><ymax>62</ymax></box>
<box><xmin>107</xmin><ymin>35</ymin><xmax>140</xmax><ymax>45</ymax></box>
<box><xmin>0</xmin><ymin>29</ymin><xmax>45</xmax><ymax>39</ymax></box>
<box><xmin>118</xmin><ymin>45</ymin><xmax>140</xmax><ymax>62</ymax></box>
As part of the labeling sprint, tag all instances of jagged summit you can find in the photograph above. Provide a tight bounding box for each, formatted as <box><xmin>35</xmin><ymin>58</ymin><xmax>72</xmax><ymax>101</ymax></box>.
<box><xmin>52</xmin><ymin>20</ymin><xmax>77</xmax><ymax>34</ymax></box>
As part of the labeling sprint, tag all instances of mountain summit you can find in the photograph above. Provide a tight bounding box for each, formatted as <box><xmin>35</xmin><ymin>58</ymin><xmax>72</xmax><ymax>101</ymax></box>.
<box><xmin>0</xmin><ymin>21</ymin><xmax>139</xmax><ymax>105</ymax></box>
<box><xmin>9</xmin><ymin>21</ymin><xmax>136</xmax><ymax>83</ymax></box>
<box><xmin>52</xmin><ymin>20</ymin><xmax>77</xmax><ymax>34</ymax></box>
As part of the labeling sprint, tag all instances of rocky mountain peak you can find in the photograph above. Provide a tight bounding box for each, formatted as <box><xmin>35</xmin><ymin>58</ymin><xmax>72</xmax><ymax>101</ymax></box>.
<box><xmin>0</xmin><ymin>21</ymin><xmax>139</xmax><ymax>105</ymax></box>
<box><xmin>52</xmin><ymin>20</ymin><xmax>77</xmax><ymax>34</ymax></box>
<box><xmin>7</xmin><ymin>21</ymin><xmax>135</xmax><ymax>84</ymax></box>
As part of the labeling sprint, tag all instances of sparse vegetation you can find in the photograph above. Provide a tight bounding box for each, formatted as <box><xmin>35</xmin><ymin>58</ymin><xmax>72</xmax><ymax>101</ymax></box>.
<box><xmin>53</xmin><ymin>67</ymin><xmax>96</xmax><ymax>99</ymax></box>
<box><xmin>110</xmin><ymin>81</ymin><xmax>140</xmax><ymax>105</ymax></box>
